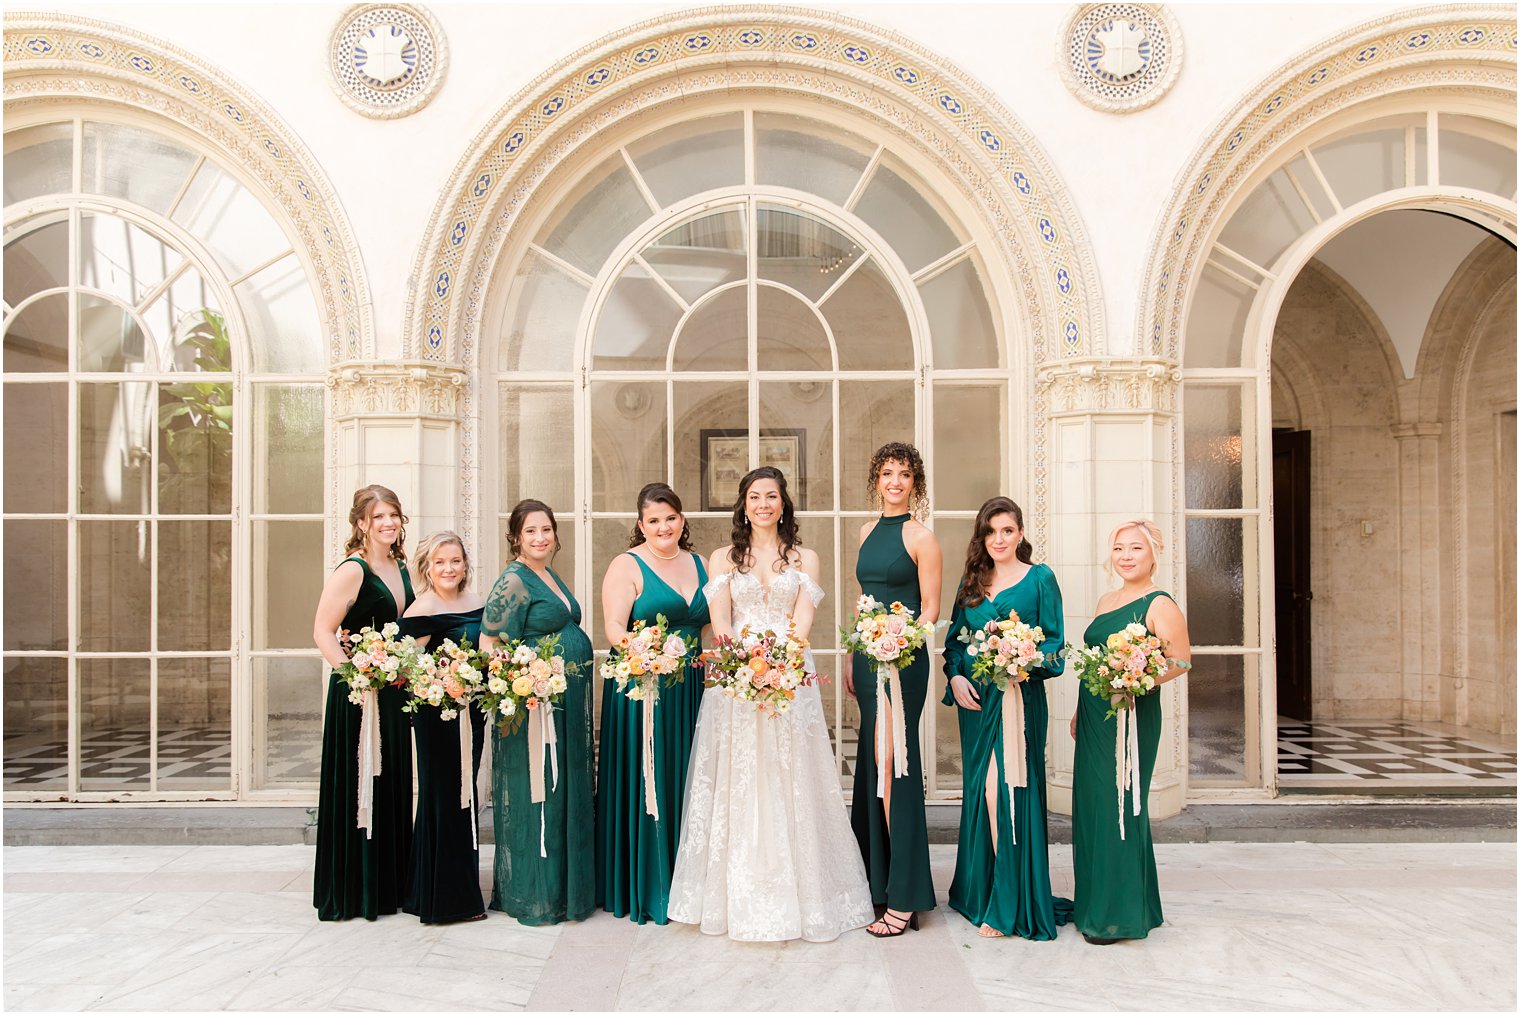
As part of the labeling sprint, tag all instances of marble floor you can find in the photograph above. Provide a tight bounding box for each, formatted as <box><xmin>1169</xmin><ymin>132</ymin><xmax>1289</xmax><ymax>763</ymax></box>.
<box><xmin>2</xmin><ymin>841</ymin><xmax>1513</xmax><ymax>1012</ymax></box>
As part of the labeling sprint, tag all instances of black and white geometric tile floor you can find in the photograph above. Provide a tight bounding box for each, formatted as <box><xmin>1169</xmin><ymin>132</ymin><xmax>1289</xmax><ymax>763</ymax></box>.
<box><xmin>1277</xmin><ymin>719</ymin><xmax>1517</xmax><ymax>787</ymax></box>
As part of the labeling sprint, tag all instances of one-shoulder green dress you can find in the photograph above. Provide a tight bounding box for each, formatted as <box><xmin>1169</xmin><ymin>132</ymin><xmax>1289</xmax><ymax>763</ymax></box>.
<box><xmin>942</xmin><ymin>563</ymin><xmax>1071</xmax><ymax>939</ymax></box>
<box><xmin>1071</xmin><ymin>589</ymin><xmax>1170</xmax><ymax>940</ymax></box>
<box><xmin>481</xmin><ymin>561</ymin><xmax>595</xmax><ymax>925</ymax></box>
<box><xmin>849</xmin><ymin>513</ymin><xmax>936</xmax><ymax>914</ymax></box>
<box><xmin>314</xmin><ymin>556</ymin><xmax>415</xmax><ymax>921</ymax></box>
<box><xmin>596</xmin><ymin>551</ymin><xmax>710</xmax><ymax>924</ymax></box>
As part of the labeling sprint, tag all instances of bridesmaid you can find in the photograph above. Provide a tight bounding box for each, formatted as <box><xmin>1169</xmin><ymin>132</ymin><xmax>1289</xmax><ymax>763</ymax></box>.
<box><xmin>1069</xmin><ymin>519</ymin><xmax>1191</xmax><ymax>944</ymax></box>
<box><xmin>596</xmin><ymin>482</ymin><xmax>711</xmax><ymax>924</ymax></box>
<box><xmin>312</xmin><ymin>484</ymin><xmax>415</xmax><ymax>921</ymax></box>
<box><xmin>941</xmin><ymin>497</ymin><xmax>1070</xmax><ymax>940</ymax></box>
<box><xmin>845</xmin><ymin>443</ymin><xmax>941</xmax><ymax>938</ymax></box>
<box><xmin>398</xmin><ymin>531</ymin><xmax>487</xmax><ymax>924</ymax></box>
<box><xmin>479</xmin><ymin>499</ymin><xmax>596</xmax><ymax>925</ymax></box>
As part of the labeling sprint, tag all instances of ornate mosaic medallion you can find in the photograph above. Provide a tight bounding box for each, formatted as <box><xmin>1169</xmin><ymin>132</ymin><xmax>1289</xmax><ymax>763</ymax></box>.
<box><xmin>1059</xmin><ymin>4</ymin><xmax>1182</xmax><ymax>113</ymax></box>
<box><xmin>329</xmin><ymin>4</ymin><xmax>446</xmax><ymax>118</ymax></box>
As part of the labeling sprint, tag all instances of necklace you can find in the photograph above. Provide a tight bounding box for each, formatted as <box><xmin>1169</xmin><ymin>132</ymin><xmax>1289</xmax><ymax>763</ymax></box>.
<box><xmin>648</xmin><ymin>544</ymin><xmax>681</xmax><ymax>561</ymax></box>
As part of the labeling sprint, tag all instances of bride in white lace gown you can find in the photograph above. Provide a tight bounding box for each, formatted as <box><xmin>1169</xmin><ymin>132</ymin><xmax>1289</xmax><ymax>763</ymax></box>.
<box><xmin>667</xmin><ymin>467</ymin><xmax>874</xmax><ymax>942</ymax></box>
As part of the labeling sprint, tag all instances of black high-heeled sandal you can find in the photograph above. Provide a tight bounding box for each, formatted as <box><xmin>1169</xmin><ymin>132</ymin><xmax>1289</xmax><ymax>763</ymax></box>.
<box><xmin>867</xmin><ymin>909</ymin><xmax>920</xmax><ymax>937</ymax></box>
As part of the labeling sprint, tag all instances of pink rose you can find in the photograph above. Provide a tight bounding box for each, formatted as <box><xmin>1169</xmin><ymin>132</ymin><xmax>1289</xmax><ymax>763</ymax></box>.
<box><xmin>663</xmin><ymin>635</ymin><xmax>687</xmax><ymax>659</ymax></box>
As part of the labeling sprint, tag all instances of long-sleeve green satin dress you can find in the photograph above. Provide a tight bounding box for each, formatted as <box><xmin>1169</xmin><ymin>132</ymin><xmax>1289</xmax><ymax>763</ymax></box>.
<box><xmin>481</xmin><ymin>561</ymin><xmax>596</xmax><ymax>926</ymax></box>
<box><xmin>1072</xmin><ymin>590</ymin><xmax>1170</xmax><ymax>940</ymax></box>
<box><xmin>596</xmin><ymin>551</ymin><xmax>710</xmax><ymax>924</ymax></box>
<box><xmin>314</xmin><ymin>556</ymin><xmax>415</xmax><ymax>921</ymax></box>
<box><xmin>397</xmin><ymin>608</ymin><xmax>486</xmax><ymax>924</ymax></box>
<box><xmin>849</xmin><ymin>513</ymin><xmax>936</xmax><ymax>914</ymax></box>
<box><xmin>941</xmin><ymin>562</ymin><xmax>1072</xmax><ymax>939</ymax></box>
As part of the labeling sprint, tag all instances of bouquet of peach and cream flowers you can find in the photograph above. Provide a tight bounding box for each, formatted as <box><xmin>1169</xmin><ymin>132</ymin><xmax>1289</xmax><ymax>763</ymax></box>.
<box><xmin>840</xmin><ymin>594</ymin><xmax>937</xmax><ymax>669</ymax></box>
<box><xmin>1066</xmin><ymin>622</ymin><xmax>1188</xmax><ymax>719</ymax></box>
<box><xmin>957</xmin><ymin>611</ymin><xmax>1048</xmax><ymax>692</ymax></box>
<box><xmin>600</xmin><ymin>613</ymin><xmax>690</xmax><ymax>706</ymax></box>
<box><xmin>476</xmin><ymin>634</ymin><xmax>569</xmax><ymax>735</ymax></box>
<box><xmin>402</xmin><ymin>637</ymin><xmax>485</xmax><ymax>720</ymax></box>
<box><xmin>336</xmin><ymin>623</ymin><xmax>416</xmax><ymax>703</ymax></box>
<box><xmin>700</xmin><ymin>623</ymin><xmax>817</xmax><ymax>719</ymax></box>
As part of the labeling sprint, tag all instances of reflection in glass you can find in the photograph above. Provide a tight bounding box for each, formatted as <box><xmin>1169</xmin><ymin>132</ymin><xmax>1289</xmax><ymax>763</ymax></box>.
<box><xmin>674</xmin><ymin>382</ymin><xmax>747</xmax><ymax>513</ymax></box>
<box><xmin>757</xmin><ymin>207</ymin><xmax>860</xmax><ymax>302</ymax></box>
<box><xmin>540</xmin><ymin>157</ymin><xmax>651</xmax><ymax>276</ymax></box>
<box><xmin>626</xmin><ymin>114</ymin><xmax>744</xmax><ymax>208</ymax></box>
<box><xmin>754</xmin><ymin>113</ymin><xmax>874</xmax><ymax>206</ymax></box>
<box><xmin>78</xmin><ymin>520</ymin><xmax>153</xmax><ymax>651</ymax></box>
<box><xmin>79</xmin><ymin>212</ymin><xmax>184</xmax><ymax>307</ymax></box>
<box><xmin>4</xmin><ymin>217</ymin><xmax>68</xmax><ymax>308</ymax></box>
<box><xmin>921</xmin><ymin>256</ymin><xmax>999</xmax><ymax>369</ymax></box>
<box><xmin>501</xmin><ymin>385</ymin><xmax>575</xmax><ymax>509</ymax></box>
<box><xmin>79</xmin><ymin>381</ymin><xmax>154</xmax><ymax>515</ymax></box>
<box><xmin>852</xmin><ymin>157</ymin><xmax>959</xmax><ymax>273</ymax></box>
<box><xmin>78</xmin><ymin>658</ymin><xmax>152</xmax><ymax>791</ymax></box>
<box><xmin>159</xmin><ymin>376</ymin><xmax>234</xmax><ymax>516</ymax></box>
<box><xmin>141</xmin><ymin>279</ymin><xmax>222</xmax><ymax>371</ymax></box>
<box><xmin>932</xmin><ymin>516</ymin><xmax>976</xmax><ymax>625</ymax></box>
<box><xmin>1184</xmin><ymin>264</ymin><xmax>1252</xmax><ymax>369</ymax></box>
<box><xmin>499</xmin><ymin>251</ymin><xmax>586</xmax><ymax>373</ymax></box>
<box><xmin>823</xmin><ymin>257</ymin><xmax>913</xmax><ymax>371</ymax></box>
<box><xmin>255</xmin><ymin>520</ymin><xmax>324</xmax><ymax>650</ymax></box>
<box><xmin>794</xmin><ymin>515</ymin><xmax>838</xmax><ymax>651</ymax></box>
<box><xmin>1186</xmin><ymin>516</ymin><xmax>1246</xmax><ymax>646</ymax></box>
<box><xmin>1217</xmin><ymin>169</ymin><xmax>1316</xmax><ymax>270</ymax></box>
<box><xmin>643</xmin><ymin>209</ymin><xmax>745</xmax><ymax>305</ymax></box>
<box><xmin>593</xmin><ymin>262</ymin><xmax>683</xmax><ymax>371</ymax></box>
<box><xmin>77</xmin><ymin>294</ymin><xmax>149</xmax><ymax>373</ymax></box>
<box><xmin>591</xmin><ymin>517</ymin><xmax>637</xmax><ymax>651</ymax></box>
<box><xmin>158</xmin><ymin>657</ymin><xmax>232</xmax><ymax>790</ymax></box>
<box><xmin>1184</xmin><ymin>386</ymin><xmax>1245</xmax><ymax>510</ymax></box>
<box><xmin>591</xmin><ymin>381</ymin><xmax>666</xmax><ymax>512</ymax></box>
<box><xmin>756</xmin><ymin>286</ymin><xmax>831</xmax><ymax>371</ymax></box>
<box><xmin>760</xmin><ymin>381</ymin><xmax>832</xmax><ymax>511</ymax></box>
<box><xmin>171</xmin><ymin>160</ymin><xmax>291</xmax><ymax>279</ymax></box>
<box><xmin>238</xmin><ymin>256</ymin><xmax>322</xmax><ymax>373</ymax></box>
<box><xmin>2</xmin><ymin>656</ymin><xmax>68</xmax><ymax>790</ymax></box>
<box><xmin>3</xmin><ymin>382</ymin><xmax>66</xmax><ymax>512</ymax></box>
<box><xmin>4</xmin><ymin>122</ymin><xmax>74</xmax><ymax>205</ymax></box>
<box><xmin>157</xmin><ymin>521</ymin><xmax>233</xmax><ymax>651</ymax></box>
<box><xmin>2</xmin><ymin>520</ymin><xmax>67</xmax><ymax>651</ymax></box>
<box><xmin>255</xmin><ymin>384</ymin><xmax>323</xmax><ymax>514</ymax></box>
<box><xmin>256</xmin><ymin>656</ymin><xmax>324</xmax><ymax>788</ymax></box>
<box><xmin>82</xmin><ymin>121</ymin><xmax>199</xmax><ymax>216</ymax></box>
<box><xmin>672</xmin><ymin>286</ymin><xmax>748</xmax><ymax>371</ymax></box>
<box><xmin>2</xmin><ymin>291</ymin><xmax>69</xmax><ymax>372</ymax></box>
<box><xmin>839</xmin><ymin>380</ymin><xmax>913</xmax><ymax>512</ymax></box>
<box><xmin>1188</xmin><ymin>654</ymin><xmax>1250</xmax><ymax>781</ymax></box>
<box><xmin>933</xmin><ymin>383</ymin><xmax>1005</xmax><ymax>510</ymax></box>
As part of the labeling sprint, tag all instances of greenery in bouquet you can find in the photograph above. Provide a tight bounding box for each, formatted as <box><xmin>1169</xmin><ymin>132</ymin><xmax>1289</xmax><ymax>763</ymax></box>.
<box><xmin>477</xmin><ymin>634</ymin><xmax>571</xmax><ymax>734</ymax></box>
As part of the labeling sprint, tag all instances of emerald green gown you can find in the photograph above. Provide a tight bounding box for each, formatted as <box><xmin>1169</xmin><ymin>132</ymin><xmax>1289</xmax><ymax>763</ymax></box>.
<box><xmin>941</xmin><ymin>563</ymin><xmax>1071</xmax><ymax>939</ymax></box>
<box><xmin>595</xmin><ymin>552</ymin><xmax>710</xmax><ymax>924</ymax></box>
<box><xmin>849</xmin><ymin>513</ymin><xmax>936</xmax><ymax>914</ymax></box>
<box><xmin>1071</xmin><ymin>590</ymin><xmax>1169</xmax><ymax>940</ymax></box>
<box><xmin>396</xmin><ymin>609</ymin><xmax>486</xmax><ymax>924</ymax></box>
<box><xmin>314</xmin><ymin>556</ymin><xmax>415</xmax><ymax>921</ymax></box>
<box><xmin>481</xmin><ymin>561</ymin><xmax>596</xmax><ymax>925</ymax></box>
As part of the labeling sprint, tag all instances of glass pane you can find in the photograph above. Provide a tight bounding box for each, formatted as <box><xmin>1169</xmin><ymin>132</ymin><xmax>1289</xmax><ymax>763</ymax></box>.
<box><xmin>852</xmin><ymin>157</ymin><xmax>960</xmax><ymax>274</ymax></box>
<box><xmin>3</xmin><ymin>122</ymin><xmax>74</xmax><ymax>205</ymax></box>
<box><xmin>1188</xmin><ymin>654</ymin><xmax>1249</xmax><ymax>782</ymax></box>
<box><xmin>794</xmin><ymin>515</ymin><xmax>837</xmax><ymax>651</ymax></box>
<box><xmin>672</xmin><ymin>286</ymin><xmax>747</xmax><ymax>372</ymax></box>
<box><xmin>685</xmin><ymin>515</ymin><xmax>731</xmax><ymax>564</ymax></box>
<box><xmin>823</xmin><ymin>258</ymin><xmax>914</xmax><ymax>371</ymax></box>
<box><xmin>78</xmin><ymin>657</ymin><xmax>151</xmax><ymax>791</ymax></box>
<box><xmin>3</xmin><ymin>382</ymin><xmax>66</xmax><ymax>512</ymax></box>
<box><xmin>78</xmin><ymin>212</ymin><xmax>184</xmax><ymax>308</ymax></box>
<box><xmin>158</xmin><ymin>656</ymin><xmax>232</xmax><ymax>790</ymax></box>
<box><xmin>78</xmin><ymin>293</ymin><xmax>149</xmax><ymax>372</ymax></box>
<box><xmin>238</xmin><ymin>256</ymin><xmax>322</xmax><ymax>373</ymax></box>
<box><xmin>591</xmin><ymin>380</ymin><xmax>666</xmax><ymax>512</ymax></box>
<box><xmin>171</xmin><ymin>160</ymin><xmax>291</xmax><ymax>279</ymax></box>
<box><xmin>675</xmin><ymin>382</ymin><xmax>747</xmax><ymax>513</ymax></box>
<box><xmin>1217</xmin><ymin>168</ymin><xmax>1316</xmax><ymax>270</ymax></box>
<box><xmin>255</xmin><ymin>655</ymin><xmax>324</xmax><ymax>788</ymax></box>
<box><xmin>755</xmin><ymin>112</ymin><xmax>874</xmax><ymax>206</ymax></box>
<box><xmin>498</xmin><ymin>251</ymin><xmax>586</xmax><ymax>373</ymax></box>
<box><xmin>1184</xmin><ymin>385</ymin><xmax>1245</xmax><ymax>510</ymax></box>
<box><xmin>933</xmin><ymin>383</ymin><xmax>1005</xmax><ymax>510</ymax></box>
<box><xmin>501</xmin><ymin>385</ymin><xmax>575</xmax><ymax>510</ymax></box>
<box><xmin>932</xmin><ymin>516</ymin><xmax>976</xmax><ymax>628</ymax></box>
<box><xmin>254</xmin><ymin>520</ymin><xmax>324</xmax><ymax>650</ymax></box>
<box><xmin>4</xmin><ymin>217</ymin><xmax>68</xmax><ymax>308</ymax></box>
<box><xmin>159</xmin><ymin>380</ymin><xmax>234</xmax><ymax>515</ymax></box>
<box><xmin>1183</xmin><ymin>264</ymin><xmax>1251</xmax><ymax>368</ymax></box>
<box><xmin>141</xmin><ymin>282</ymin><xmax>224</xmax><ymax>372</ymax></box>
<box><xmin>839</xmin><ymin>380</ymin><xmax>914</xmax><ymax>512</ymax></box>
<box><xmin>593</xmin><ymin>262</ymin><xmax>683</xmax><ymax>371</ymax></box>
<box><xmin>757</xmin><ymin>286</ymin><xmax>830</xmax><ymax>371</ymax></box>
<box><xmin>1186</xmin><ymin>516</ymin><xmax>1245</xmax><ymax>646</ymax></box>
<box><xmin>759</xmin><ymin>382</ymin><xmax>831</xmax><ymax>511</ymax></box>
<box><xmin>591</xmin><ymin>517</ymin><xmax>636</xmax><ymax>651</ymax></box>
<box><xmin>158</xmin><ymin>521</ymin><xmax>232</xmax><ymax>651</ymax></box>
<box><xmin>1438</xmin><ymin>115</ymin><xmax>1518</xmax><ymax>196</ymax></box>
<box><xmin>1286</xmin><ymin>155</ymin><xmax>1337</xmax><ymax>222</ymax></box>
<box><xmin>78</xmin><ymin>520</ymin><xmax>153</xmax><ymax>651</ymax></box>
<box><xmin>3</xmin><ymin>656</ymin><xmax>68</xmax><ymax>791</ymax></box>
<box><xmin>1312</xmin><ymin>128</ymin><xmax>1405</xmax><ymax>208</ymax></box>
<box><xmin>757</xmin><ymin>207</ymin><xmax>860</xmax><ymax>301</ymax></box>
<box><xmin>3</xmin><ymin>291</ymin><xmax>69</xmax><ymax>372</ymax></box>
<box><xmin>920</xmin><ymin>257</ymin><xmax>999</xmax><ymax>369</ymax></box>
<box><xmin>643</xmin><ymin>208</ymin><xmax>745</xmax><ymax>305</ymax></box>
<box><xmin>79</xmin><ymin>381</ymin><xmax>155</xmax><ymax>515</ymax></box>
<box><xmin>540</xmin><ymin>157</ymin><xmax>651</xmax><ymax>276</ymax></box>
<box><xmin>2</xmin><ymin>519</ymin><xmax>67</xmax><ymax>650</ymax></box>
<box><xmin>626</xmin><ymin>114</ymin><xmax>743</xmax><ymax>209</ymax></box>
<box><xmin>255</xmin><ymin>384</ymin><xmax>323</xmax><ymax>514</ymax></box>
<box><xmin>82</xmin><ymin>121</ymin><xmax>199</xmax><ymax>216</ymax></box>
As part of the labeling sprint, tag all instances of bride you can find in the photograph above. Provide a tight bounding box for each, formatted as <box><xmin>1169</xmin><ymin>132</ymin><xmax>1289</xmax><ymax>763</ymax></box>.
<box><xmin>667</xmin><ymin>466</ymin><xmax>875</xmax><ymax>942</ymax></box>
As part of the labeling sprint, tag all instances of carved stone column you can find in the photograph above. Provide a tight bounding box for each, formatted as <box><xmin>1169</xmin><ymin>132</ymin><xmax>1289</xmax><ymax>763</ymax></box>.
<box><xmin>1036</xmin><ymin>358</ymin><xmax>1186</xmax><ymax>819</ymax></box>
<box><xmin>1391</xmin><ymin>421</ymin><xmax>1445</xmax><ymax>722</ymax></box>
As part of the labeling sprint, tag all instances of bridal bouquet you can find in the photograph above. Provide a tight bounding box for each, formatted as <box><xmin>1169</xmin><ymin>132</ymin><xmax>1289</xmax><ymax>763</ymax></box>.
<box><xmin>601</xmin><ymin>615</ymin><xmax>690</xmax><ymax>818</ymax></box>
<box><xmin>477</xmin><ymin>634</ymin><xmax>569</xmax><ymax>735</ymax></box>
<box><xmin>402</xmin><ymin>637</ymin><xmax>485</xmax><ymax>720</ymax></box>
<box><xmin>701</xmin><ymin>623</ymin><xmax>817</xmax><ymax>719</ymax></box>
<box><xmin>957</xmin><ymin>611</ymin><xmax>1048</xmax><ymax>692</ymax></box>
<box><xmin>842</xmin><ymin>594</ymin><xmax>937</xmax><ymax>795</ymax></box>
<box><xmin>337</xmin><ymin>623</ymin><xmax>415</xmax><ymax>703</ymax></box>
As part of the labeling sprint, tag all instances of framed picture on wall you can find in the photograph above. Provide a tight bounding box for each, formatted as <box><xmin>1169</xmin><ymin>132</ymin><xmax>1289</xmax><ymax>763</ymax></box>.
<box><xmin>700</xmin><ymin>428</ymin><xmax>807</xmax><ymax>512</ymax></box>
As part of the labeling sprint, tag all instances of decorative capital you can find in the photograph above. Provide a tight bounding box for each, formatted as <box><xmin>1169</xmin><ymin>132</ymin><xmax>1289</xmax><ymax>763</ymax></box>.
<box><xmin>327</xmin><ymin>360</ymin><xmax>466</xmax><ymax>419</ymax></box>
<box><xmin>1037</xmin><ymin>357</ymin><xmax>1181</xmax><ymax>414</ymax></box>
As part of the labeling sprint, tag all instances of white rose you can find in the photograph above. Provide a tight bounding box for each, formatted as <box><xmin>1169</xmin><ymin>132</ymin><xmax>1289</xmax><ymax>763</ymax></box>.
<box><xmin>499</xmin><ymin>698</ymin><xmax>516</xmax><ymax>716</ymax></box>
<box><xmin>381</xmin><ymin>622</ymin><xmax>399</xmax><ymax>638</ymax></box>
<box><xmin>512</xmin><ymin>645</ymin><xmax>535</xmax><ymax>665</ymax></box>
<box><xmin>1125</xmin><ymin>622</ymin><xmax>1147</xmax><ymax>639</ymax></box>
<box><xmin>350</xmin><ymin>651</ymin><xmax>371</xmax><ymax>669</ymax></box>
<box><xmin>548</xmin><ymin>674</ymin><xmax>568</xmax><ymax>694</ymax></box>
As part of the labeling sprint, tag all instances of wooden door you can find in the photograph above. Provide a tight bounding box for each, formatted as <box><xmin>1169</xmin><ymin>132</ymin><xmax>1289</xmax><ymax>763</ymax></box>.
<box><xmin>1272</xmin><ymin>428</ymin><xmax>1313</xmax><ymax>720</ymax></box>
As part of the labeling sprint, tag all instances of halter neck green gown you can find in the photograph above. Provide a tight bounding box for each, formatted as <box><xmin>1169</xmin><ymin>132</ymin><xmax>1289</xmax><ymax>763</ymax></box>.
<box><xmin>941</xmin><ymin>563</ymin><xmax>1071</xmax><ymax>939</ymax></box>
<box><xmin>596</xmin><ymin>551</ymin><xmax>711</xmax><ymax>924</ymax></box>
<box><xmin>482</xmin><ymin>561</ymin><xmax>595</xmax><ymax>926</ymax></box>
<box><xmin>1071</xmin><ymin>590</ymin><xmax>1170</xmax><ymax>940</ymax></box>
<box><xmin>396</xmin><ymin>608</ymin><xmax>486</xmax><ymax>924</ymax></box>
<box><xmin>849</xmin><ymin>513</ymin><xmax>936</xmax><ymax>915</ymax></box>
<box><xmin>314</xmin><ymin>556</ymin><xmax>415</xmax><ymax>921</ymax></box>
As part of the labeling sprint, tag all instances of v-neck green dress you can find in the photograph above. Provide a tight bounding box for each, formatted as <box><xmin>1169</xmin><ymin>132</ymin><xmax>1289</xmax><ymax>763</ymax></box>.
<box><xmin>1071</xmin><ymin>590</ymin><xmax>1170</xmax><ymax>940</ymax></box>
<box><xmin>481</xmin><ymin>560</ymin><xmax>596</xmax><ymax>926</ymax></box>
<box><xmin>941</xmin><ymin>563</ymin><xmax>1071</xmax><ymax>939</ymax></box>
<box><xmin>314</xmin><ymin>555</ymin><xmax>415</xmax><ymax>921</ymax></box>
<box><xmin>595</xmin><ymin>551</ymin><xmax>711</xmax><ymax>924</ymax></box>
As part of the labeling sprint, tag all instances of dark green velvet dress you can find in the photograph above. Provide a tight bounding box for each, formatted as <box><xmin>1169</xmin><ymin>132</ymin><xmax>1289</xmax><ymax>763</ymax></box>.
<box><xmin>397</xmin><ymin>609</ymin><xmax>486</xmax><ymax>924</ymax></box>
<box><xmin>314</xmin><ymin>556</ymin><xmax>415</xmax><ymax>921</ymax></box>
<box><xmin>941</xmin><ymin>563</ymin><xmax>1072</xmax><ymax>939</ymax></box>
<box><xmin>1072</xmin><ymin>590</ymin><xmax>1169</xmax><ymax>940</ymax></box>
<box><xmin>596</xmin><ymin>551</ymin><xmax>710</xmax><ymax>924</ymax></box>
<box><xmin>481</xmin><ymin>561</ymin><xmax>596</xmax><ymax>925</ymax></box>
<box><xmin>849</xmin><ymin>513</ymin><xmax>936</xmax><ymax>914</ymax></box>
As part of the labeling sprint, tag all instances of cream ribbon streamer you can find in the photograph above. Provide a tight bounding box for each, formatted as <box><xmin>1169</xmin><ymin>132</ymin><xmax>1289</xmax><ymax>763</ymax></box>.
<box><xmin>458</xmin><ymin>709</ymin><xmax>477</xmax><ymax>850</ymax></box>
<box><xmin>528</xmin><ymin>702</ymin><xmax>560</xmax><ymax>858</ymax></box>
<box><xmin>355</xmin><ymin>688</ymin><xmax>383</xmax><ymax>837</ymax></box>
<box><xmin>1115</xmin><ymin>700</ymin><xmax>1141</xmax><ymax>840</ymax></box>
<box><xmin>1001</xmin><ymin>680</ymin><xmax>1028</xmax><ymax>845</ymax></box>
<box><xmin>641</xmin><ymin>681</ymin><xmax>660</xmax><ymax>820</ymax></box>
<box><xmin>874</xmin><ymin>663</ymin><xmax>911</xmax><ymax>799</ymax></box>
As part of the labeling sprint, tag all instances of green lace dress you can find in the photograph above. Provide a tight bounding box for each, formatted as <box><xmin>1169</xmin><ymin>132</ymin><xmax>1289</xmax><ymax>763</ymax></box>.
<box><xmin>849</xmin><ymin>513</ymin><xmax>936</xmax><ymax>914</ymax></box>
<box><xmin>941</xmin><ymin>563</ymin><xmax>1071</xmax><ymax>939</ymax></box>
<box><xmin>314</xmin><ymin>556</ymin><xmax>415</xmax><ymax>921</ymax></box>
<box><xmin>595</xmin><ymin>552</ymin><xmax>710</xmax><ymax>924</ymax></box>
<box><xmin>1071</xmin><ymin>590</ymin><xmax>1170</xmax><ymax>940</ymax></box>
<box><xmin>481</xmin><ymin>561</ymin><xmax>595</xmax><ymax>925</ymax></box>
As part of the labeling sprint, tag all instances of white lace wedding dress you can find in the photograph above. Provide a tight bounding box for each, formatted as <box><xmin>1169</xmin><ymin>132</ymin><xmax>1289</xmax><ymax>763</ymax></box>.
<box><xmin>666</xmin><ymin>566</ymin><xmax>875</xmax><ymax>942</ymax></box>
